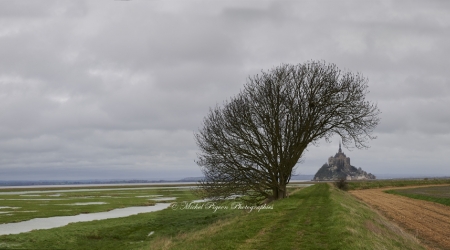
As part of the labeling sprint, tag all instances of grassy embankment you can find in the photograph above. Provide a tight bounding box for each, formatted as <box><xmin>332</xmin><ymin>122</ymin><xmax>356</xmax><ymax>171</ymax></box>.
<box><xmin>145</xmin><ymin>183</ymin><xmax>423</xmax><ymax>250</ymax></box>
<box><xmin>0</xmin><ymin>184</ymin><xmax>424</xmax><ymax>250</ymax></box>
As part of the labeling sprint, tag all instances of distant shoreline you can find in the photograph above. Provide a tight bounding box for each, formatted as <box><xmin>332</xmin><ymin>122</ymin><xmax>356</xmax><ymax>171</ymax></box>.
<box><xmin>1</xmin><ymin>174</ymin><xmax>448</xmax><ymax>189</ymax></box>
<box><xmin>0</xmin><ymin>181</ymin><xmax>204</xmax><ymax>189</ymax></box>
<box><xmin>0</xmin><ymin>178</ymin><xmax>204</xmax><ymax>187</ymax></box>
<box><xmin>0</xmin><ymin>180</ymin><xmax>311</xmax><ymax>189</ymax></box>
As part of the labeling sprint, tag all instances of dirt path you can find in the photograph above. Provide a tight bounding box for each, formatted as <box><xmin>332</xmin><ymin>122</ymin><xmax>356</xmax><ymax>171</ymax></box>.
<box><xmin>350</xmin><ymin>186</ymin><xmax>450</xmax><ymax>249</ymax></box>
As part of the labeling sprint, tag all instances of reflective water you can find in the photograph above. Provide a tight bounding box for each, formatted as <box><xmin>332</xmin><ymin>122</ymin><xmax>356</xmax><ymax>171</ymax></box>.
<box><xmin>1</xmin><ymin>198</ymin><xmax>68</xmax><ymax>201</ymax></box>
<box><xmin>149</xmin><ymin>197</ymin><xmax>176</xmax><ymax>201</ymax></box>
<box><xmin>0</xmin><ymin>182</ymin><xmax>197</xmax><ymax>190</ymax></box>
<box><xmin>61</xmin><ymin>202</ymin><xmax>108</xmax><ymax>206</ymax></box>
<box><xmin>0</xmin><ymin>203</ymin><xmax>171</xmax><ymax>236</ymax></box>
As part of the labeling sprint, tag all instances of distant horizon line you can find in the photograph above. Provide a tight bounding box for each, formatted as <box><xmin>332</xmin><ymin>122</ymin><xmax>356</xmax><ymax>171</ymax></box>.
<box><xmin>1</xmin><ymin>173</ymin><xmax>450</xmax><ymax>183</ymax></box>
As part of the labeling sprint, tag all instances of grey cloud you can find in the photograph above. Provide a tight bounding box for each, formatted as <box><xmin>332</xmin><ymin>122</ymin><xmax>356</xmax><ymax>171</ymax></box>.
<box><xmin>0</xmin><ymin>1</ymin><xmax>88</xmax><ymax>18</ymax></box>
<box><xmin>1</xmin><ymin>0</ymin><xmax>450</xmax><ymax>180</ymax></box>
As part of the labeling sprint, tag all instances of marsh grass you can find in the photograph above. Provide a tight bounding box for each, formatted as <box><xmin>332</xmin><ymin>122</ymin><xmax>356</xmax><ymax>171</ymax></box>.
<box><xmin>0</xmin><ymin>187</ymin><xmax>196</xmax><ymax>224</ymax></box>
<box><xmin>0</xmin><ymin>186</ymin><xmax>238</xmax><ymax>249</ymax></box>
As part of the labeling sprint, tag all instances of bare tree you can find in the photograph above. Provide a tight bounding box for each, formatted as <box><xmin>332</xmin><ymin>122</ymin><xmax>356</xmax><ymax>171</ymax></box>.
<box><xmin>195</xmin><ymin>61</ymin><xmax>380</xmax><ymax>203</ymax></box>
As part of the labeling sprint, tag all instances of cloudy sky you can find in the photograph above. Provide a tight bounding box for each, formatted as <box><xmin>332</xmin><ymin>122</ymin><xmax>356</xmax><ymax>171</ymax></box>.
<box><xmin>1</xmin><ymin>0</ymin><xmax>449</xmax><ymax>180</ymax></box>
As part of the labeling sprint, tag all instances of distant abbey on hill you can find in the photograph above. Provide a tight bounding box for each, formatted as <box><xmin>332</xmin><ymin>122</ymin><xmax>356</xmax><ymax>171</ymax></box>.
<box><xmin>313</xmin><ymin>143</ymin><xmax>376</xmax><ymax>181</ymax></box>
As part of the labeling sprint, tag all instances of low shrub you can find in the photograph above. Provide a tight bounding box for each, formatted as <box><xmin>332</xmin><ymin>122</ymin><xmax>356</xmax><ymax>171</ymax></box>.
<box><xmin>334</xmin><ymin>178</ymin><xmax>349</xmax><ymax>191</ymax></box>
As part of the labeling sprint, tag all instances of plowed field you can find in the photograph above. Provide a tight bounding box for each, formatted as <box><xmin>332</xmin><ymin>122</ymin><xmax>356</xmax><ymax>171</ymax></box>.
<box><xmin>350</xmin><ymin>186</ymin><xmax>450</xmax><ymax>249</ymax></box>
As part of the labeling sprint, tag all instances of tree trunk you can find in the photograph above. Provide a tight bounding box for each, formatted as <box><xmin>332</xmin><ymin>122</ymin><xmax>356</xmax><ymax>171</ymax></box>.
<box><xmin>272</xmin><ymin>184</ymin><xmax>287</xmax><ymax>200</ymax></box>
<box><xmin>277</xmin><ymin>188</ymin><xmax>286</xmax><ymax>199</ymax></box>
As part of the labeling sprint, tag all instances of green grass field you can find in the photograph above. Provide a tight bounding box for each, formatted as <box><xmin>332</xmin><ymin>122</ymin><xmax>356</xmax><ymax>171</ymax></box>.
<box><xmin>385</xmin><ymin>185</ymin><xmax>450</xmax><ymax>207</ymax></box>
<box><xmin>0</xmin><ymin>183</ymin><xmax>424</xmax><ymax>250</ymax></box>
<box><xmin>347</xmin><ymin>178</ymin><xmax>450</xmax><ymax>190</ymax></box>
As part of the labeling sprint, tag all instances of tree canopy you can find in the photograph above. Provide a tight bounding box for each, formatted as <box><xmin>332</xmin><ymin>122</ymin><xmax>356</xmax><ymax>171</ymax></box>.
<box><xmin>195</xmin><ymin>61</ymin><xmax>381</xmax><ymax>203</ymax></box>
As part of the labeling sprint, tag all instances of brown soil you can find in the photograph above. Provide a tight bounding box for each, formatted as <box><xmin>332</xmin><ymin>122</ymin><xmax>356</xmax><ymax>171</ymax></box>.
<box><xmin>350</xmin><ymin>185</ymin><xmax>450</xmax><ymax>250</ymax></box>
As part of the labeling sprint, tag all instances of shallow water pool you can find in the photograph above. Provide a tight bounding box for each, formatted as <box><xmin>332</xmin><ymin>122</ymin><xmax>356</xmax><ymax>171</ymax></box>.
<box><xmin>0</xmin><ymin>203</ymin><xmax>171</xmax><ymax>236</ymax></box>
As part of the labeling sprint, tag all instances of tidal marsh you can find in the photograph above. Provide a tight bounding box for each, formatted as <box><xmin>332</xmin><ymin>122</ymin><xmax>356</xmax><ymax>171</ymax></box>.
<box><xmin>0</xmin><ymin>185</ymin><xmax>196</xmax><ymax>225</ymax></box>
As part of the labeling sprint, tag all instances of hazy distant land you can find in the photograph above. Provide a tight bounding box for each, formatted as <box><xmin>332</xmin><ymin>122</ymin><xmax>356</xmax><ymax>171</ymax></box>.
<box><xmin>2</xmin><ymin>174</ymin><xmax>449</xmax><ymax>187</ymax></box>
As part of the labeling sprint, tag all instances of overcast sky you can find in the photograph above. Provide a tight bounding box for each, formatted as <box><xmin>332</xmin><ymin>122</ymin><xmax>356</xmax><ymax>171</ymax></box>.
<box><xmin>1</xmin><ymin>0</ymin><xmax>449</xmax><ymax>180</ymax></box>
